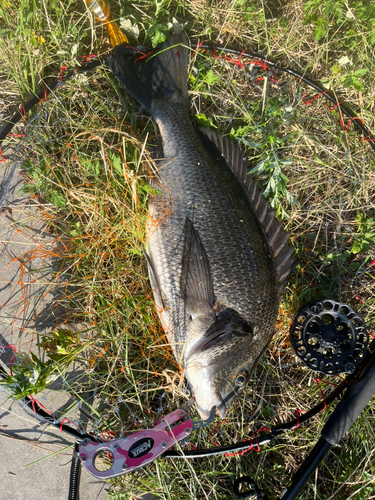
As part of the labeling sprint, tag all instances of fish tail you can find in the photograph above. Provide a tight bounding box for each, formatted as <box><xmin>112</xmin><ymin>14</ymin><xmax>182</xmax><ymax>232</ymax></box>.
<box><xmin>109</xmin><ymin>33</ymin><xmax>189</xmax><ymax>115</ymax></box>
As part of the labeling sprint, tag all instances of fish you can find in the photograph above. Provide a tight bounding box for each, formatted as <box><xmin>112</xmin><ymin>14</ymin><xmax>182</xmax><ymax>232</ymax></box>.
<box><xmin>109</xmin><ymin>34</ymin><xmax>296</xmax><ymax>419</ymax></box>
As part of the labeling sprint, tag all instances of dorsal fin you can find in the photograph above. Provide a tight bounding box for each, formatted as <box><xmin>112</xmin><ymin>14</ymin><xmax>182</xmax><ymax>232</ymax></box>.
<box><xmin>198</xmin><ymin>127</ymin><xmax>298</xmax><ymax>292</ymax></box>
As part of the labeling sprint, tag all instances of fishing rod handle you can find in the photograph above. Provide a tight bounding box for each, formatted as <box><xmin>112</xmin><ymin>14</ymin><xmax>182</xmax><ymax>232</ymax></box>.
<box><xmin>321</xmin><ymin>358</ymin><xmax>375</xmax><ymax>445</ymax></box>
<box><xmin>278</xmin><ymin>438</ymin><xmax>332</xmax><ymax>500</ymax></box>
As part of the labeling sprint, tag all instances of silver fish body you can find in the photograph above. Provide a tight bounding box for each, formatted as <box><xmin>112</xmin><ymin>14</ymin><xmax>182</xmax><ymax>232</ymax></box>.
<box><xmin>109</xmin><ymin>34</ymin><xmax>296</xmax><ymax>418</ymax></box>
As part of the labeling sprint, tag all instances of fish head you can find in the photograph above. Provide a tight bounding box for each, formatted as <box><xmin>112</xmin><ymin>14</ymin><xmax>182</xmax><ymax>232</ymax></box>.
<box><xmin>184</xmin><ymin>313</ymin><xmax>260</xmax><ymax>419</ymax></box>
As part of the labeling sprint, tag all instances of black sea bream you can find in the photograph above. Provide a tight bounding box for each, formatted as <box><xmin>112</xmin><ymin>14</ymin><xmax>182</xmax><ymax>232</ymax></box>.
<box><xmin>109</xmin><ymin>34</ymin><xmax>296</xmax><ymax>418</ymax></box>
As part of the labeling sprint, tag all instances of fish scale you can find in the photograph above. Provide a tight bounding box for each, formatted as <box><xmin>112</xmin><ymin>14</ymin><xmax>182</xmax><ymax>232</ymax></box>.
<box><xmin>109</xmin><ymin>33</ymin><xmax>296</xmax><ymax>418</ymax></box>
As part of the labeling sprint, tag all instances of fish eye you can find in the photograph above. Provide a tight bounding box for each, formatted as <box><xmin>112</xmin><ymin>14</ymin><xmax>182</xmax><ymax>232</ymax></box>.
<box><xmin>235</xmin><ymin>371</ymin><xmax>248</xmax><ymax>387</ymax></box>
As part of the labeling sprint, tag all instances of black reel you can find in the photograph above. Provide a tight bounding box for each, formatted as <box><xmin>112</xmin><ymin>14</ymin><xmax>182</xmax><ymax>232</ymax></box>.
<box><xmin>289</xmin><ymin>299</ymin><xmax>369</xmax><ymax>375</ymax></box>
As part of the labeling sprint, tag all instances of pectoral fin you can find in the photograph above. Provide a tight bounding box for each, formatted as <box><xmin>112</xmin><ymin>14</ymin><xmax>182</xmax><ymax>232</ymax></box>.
<box><xmin>180</xmin><ymin>218</ymin><xmax>215</xmax><ymax>315</ymax></box>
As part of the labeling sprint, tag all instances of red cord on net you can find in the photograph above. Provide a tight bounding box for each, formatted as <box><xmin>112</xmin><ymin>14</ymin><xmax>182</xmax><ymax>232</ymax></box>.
<box><xmin>255</xmin><ymin>76</ymin><xmax>278</xmax><ymax>85</ymax></box>
<box><xmin>288</xmin><ymin>75</ymin><xmax>370</xmax><ymax>141</ymax></box>
<box><xmin>220</xmin><ymin>49</ymin><xmax>247</xmax><ymax>68</ymax></box>
<box><xmin>291</xmin><ymin>408</ymin><xmax>306</xmax><ymax>430</ymax></box>
<box><xmin>101</xmin><ymin>430</ymin><xmax>121</xmax><ymax>441</ymax></box>
<box><xmin>207</xmin><ymin>418</ymin><xmax>271</xmax><ymax>457</ymax></box>
<box><xmin>207</xmin><ymin>418</ymin><xmax>228</xmax><ymax>448</ymax></box>
<box><xmin>207</xmin><ymin>418</ymin><xmax>227</xmax><ymax>438</ymax></box>
<box><xmin>303</xmin><ymin>89</ymin><xmax>329</xmax><ymax>106</ymax></box>
<box><xmin>27</xmin><ymin>394</ymin><xmax>84</xmax><ymax>434</ymax></box>
<box><xmin>37</xmin><ymin>87</ymin><xmax>48</xmax><ymax>103</ymax></box>
<box><xmin>327</xmin><ymin>101</ymin><xmax>341</xmax><ymax>112</ymax></box>
<box><xmin>360</xmin><ymin>134</ymin><xmax>375</xmax><ymax>143</ymax></box>
<box><xmin>314</xmin><ymin>378</ymin><xmax>327</xmax><ymax>412</ymax></box>
<box><xmin>118</xmin><ymin>44</ymin><xmax>154</xmax><ymax>63</ymax></box>
<box><xmin>195</xmin><ymin>42</ymin><xmax>278</xmax><ymax>87</ymax></box>
<box><xmin>336</xmin><ymin>374</ymin><xmax>349</xmax><ymax>385</ymax></box>
<box><xmin>7</xmin><ymin>104</ymin><xmax>26</xmax><ymax>138</ymax></box>
<box><xmin>196</xmin><ymin>41</ymin><xmax>263</xmax><ymax>69</ymax></box>
<box><xmin>307</xmin><ymin>90</ymin><xmax>364</xmax><ymax>134</ymax></box>
<box><xmin>315</xmin><ymin>379</ymin><xmax>339</xmax><ymax>388</ymax></box>
<box><xmin>336</xmin><ymin>113</ymin><xmax>364</xmax><ymax>133</ymax></box>
<box><xmin>80</xmin><ymin>54</ymin><xmax>97</xmax><ymax>64</ymax></box>
<box><xmin>28</xmin><ymin>394</ymin><xmax>53</xmax><ymax>417</ymax></box>
<box><xmin>291</xmin><ymin>376</ymin><xmax>339</xmax><ymax>429</ymax></box>
<box><xmin>224</xmin><ymin>426</ymin><xmax>271</xmax><ymax>457</ymax></box>
<box><xmin>135</xmin><ymin>50</ymin><xmax>155</xmax><ymax>63</ymax></box>
<box><xmin>351</xmin><ymin>290</ymin><xmax>363</xmax><ymax>307</ymax></box>
<box><xmin>29</xmin><ymin>395</ymin><xmax>36</xmax><ymax>413</ymax></box>
<box><xmin>59</xmin><ymin>417</ymin><xmax>85</xmax><ymax>434</ymax></box>
<box><xmin>58</xmin><ymin>65</ymin><xmax>67</xmax><ymax>86</ymax></box>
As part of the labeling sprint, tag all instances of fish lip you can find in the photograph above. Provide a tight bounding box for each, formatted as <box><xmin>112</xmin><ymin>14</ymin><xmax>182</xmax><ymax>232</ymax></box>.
<box><xmin>196</xmin><ymin>394</ymin><xmax>226</xmax><ymax>420</ymax></box>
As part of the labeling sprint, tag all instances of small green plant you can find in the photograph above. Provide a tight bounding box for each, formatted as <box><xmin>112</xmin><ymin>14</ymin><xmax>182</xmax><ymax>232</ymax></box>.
<box><xmin>194</xmin><ymin>112</ymin><xmax>217</xmax><ymax>127</ymax></box>
<box><xmin>120</xmin><ymin>0</ymin><xmax>185</xmax><ymax>47</ymax></box>
<box><xmin>236</xmin><ymin>98</ymin><xmax>298</xmax><ymax>219</ymax></box>
<box><xmin>38</xmin><ymin>328</ymin><xmax>84</xmax><ymax>362</ymax></box>
<box><xmin>321</xmin><ymin>214</ymin><xmax>375</xmax><ymax>270</ymax></box>
<box><xmin>0</xmin><ymin>329</ymin><xmax>88</xmax><ymax>399</ymax></box>
<box><xmin>0</xmin><ymin>352</ymin><xmax>60</xmax><ymax>399</ymax></box>
<box><xmin>189</xmin><ymin>60</ymin><xmax>222</xmax><ymax>92</ymax></box>
<box><xmin>20</xmin><ymin>159</ymin><xmax>67</xmax><ymax>207</ymax></box>
<box><xmin>304</xmin><ymin>0</ymin><xmax>375</xmax><ymax>48</ymax></box>
<box><xmin>351</xmin><ymin>214</ymin><xmax>375</xmax><ymax>255</ymax></box>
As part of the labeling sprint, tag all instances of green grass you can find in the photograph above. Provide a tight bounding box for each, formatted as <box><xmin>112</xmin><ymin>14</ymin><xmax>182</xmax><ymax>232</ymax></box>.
<box><xmin>1</xmin><ymin>0</ymin><xmax>375</xmax><ymax>499</ymax></box>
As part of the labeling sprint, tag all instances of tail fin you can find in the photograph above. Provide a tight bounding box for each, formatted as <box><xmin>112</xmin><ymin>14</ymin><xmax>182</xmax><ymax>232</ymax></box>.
<box><xmin>109</xmin><ymin>33</ymin><xmax>189</xmax><ymax>116</ymax></box>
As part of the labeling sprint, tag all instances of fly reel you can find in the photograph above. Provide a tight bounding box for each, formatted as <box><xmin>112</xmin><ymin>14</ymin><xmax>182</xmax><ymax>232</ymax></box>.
<box><xmin>289</xmin><ymin>299</ymin><xmax>369</xmax><ymax>375</ymax></box>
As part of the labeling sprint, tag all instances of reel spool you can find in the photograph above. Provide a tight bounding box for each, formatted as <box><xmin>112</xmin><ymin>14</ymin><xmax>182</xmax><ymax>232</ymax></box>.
<box><xmin>289</xmin><ymin>299</ymin><xmax>369</xmax><ymax>375</ymax></box>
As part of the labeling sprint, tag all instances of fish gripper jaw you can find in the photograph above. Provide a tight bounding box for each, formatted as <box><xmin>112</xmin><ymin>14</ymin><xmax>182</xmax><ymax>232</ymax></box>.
<box><xmin>79</xmin><ymin>408</ymin><xmax>193</xmax><ymax>479</ymax></box>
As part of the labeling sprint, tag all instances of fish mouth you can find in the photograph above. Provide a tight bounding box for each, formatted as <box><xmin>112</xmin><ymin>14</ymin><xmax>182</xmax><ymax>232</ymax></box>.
<box><xmin>195</xmin><ymin>393</ymin><xmax>226</xmax><ymax>419</ymax></box>
<box><xmin>186</xmin><ymin>322</ymin><xmax>251</xmax><ymax>362</ymax></box>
